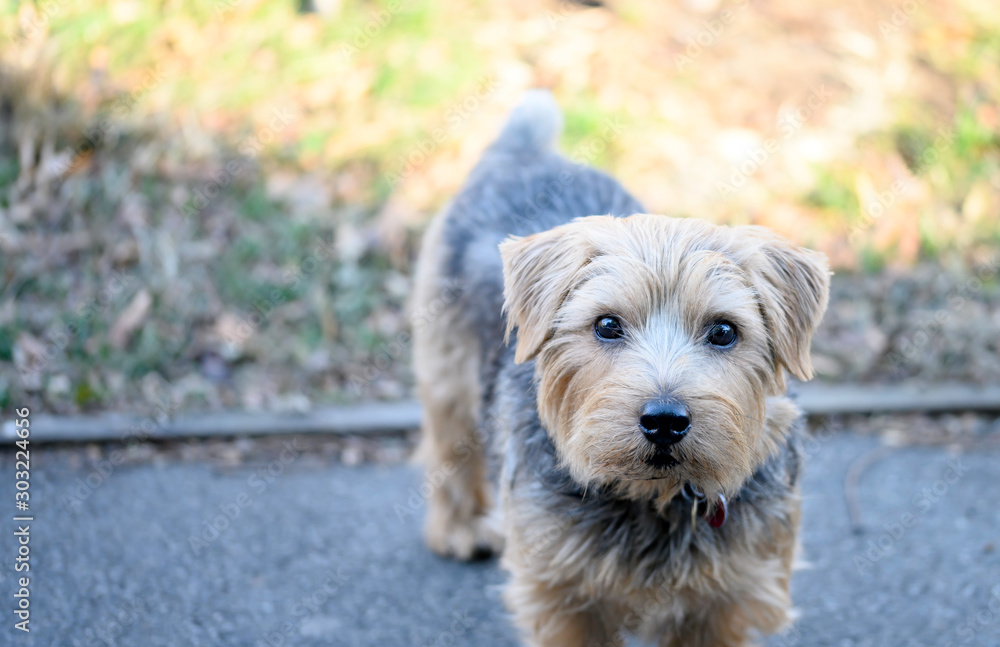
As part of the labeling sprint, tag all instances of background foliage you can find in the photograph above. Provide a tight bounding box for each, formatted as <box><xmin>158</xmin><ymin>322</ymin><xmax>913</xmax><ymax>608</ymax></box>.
<box><xmin>1</xmin><ymin>0</ymin><xmax>998</xmax><ymax>415</ymax></box>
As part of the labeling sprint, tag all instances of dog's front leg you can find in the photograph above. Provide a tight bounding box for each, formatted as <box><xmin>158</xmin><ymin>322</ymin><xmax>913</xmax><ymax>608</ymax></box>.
<box><xmin>651</xmin><ymin>596</ymin><xmax>785</xmax><ymax>647</ymax></box>
<box><xmin>503</xmin><ymin>562</ymin><xmax>622</xmax><ymax>647</ymax></box>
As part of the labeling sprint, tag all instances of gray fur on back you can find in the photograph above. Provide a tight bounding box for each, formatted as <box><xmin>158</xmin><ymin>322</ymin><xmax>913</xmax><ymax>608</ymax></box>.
<box><xmin>439</xmin><ymin>92</ymin><xmax>644</xmax><ymax>391</ymax></box>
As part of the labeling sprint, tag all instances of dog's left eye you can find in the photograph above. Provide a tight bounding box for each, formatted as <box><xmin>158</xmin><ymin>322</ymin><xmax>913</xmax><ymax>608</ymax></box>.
<box><xmin>594</xmin><ymin>316</ymin><xmax>625</xmax><ymax>340</ymax></box>
<box><xmin>706</xmin><ymin>322</ymin><xmax>737</xmax><ymax>347</ymax></box>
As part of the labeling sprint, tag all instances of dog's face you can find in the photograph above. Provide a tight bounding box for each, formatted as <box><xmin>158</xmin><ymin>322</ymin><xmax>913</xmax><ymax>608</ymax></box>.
<box><xmin>500</xmin><ymin>215</ymin><xmax>829</xmax><ymax>499</ymax></box>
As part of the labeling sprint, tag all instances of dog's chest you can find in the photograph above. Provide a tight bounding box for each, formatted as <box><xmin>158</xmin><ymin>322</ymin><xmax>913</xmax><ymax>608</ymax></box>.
<box><xmin>559</xmin><ymin>490</ymin><xmax>731</xmax><ymax>591</ymax></box>
<box><xmin>499</xmin><ymin>453</ymin><xmax>735</xmax><ymax>598</ymax></box>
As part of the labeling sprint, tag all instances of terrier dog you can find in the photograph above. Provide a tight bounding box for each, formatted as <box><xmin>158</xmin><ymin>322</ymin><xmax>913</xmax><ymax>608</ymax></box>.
<box><xmin>412</xmin><ymin>91</ymin><xmax>830</xmax><ymax>647</ymax></box>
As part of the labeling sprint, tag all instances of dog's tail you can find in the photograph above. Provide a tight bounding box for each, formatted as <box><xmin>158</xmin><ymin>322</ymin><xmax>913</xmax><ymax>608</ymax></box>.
<box><xmin>492</xmin><ymin>90</ymin><xmax>562</xmax><ymax>154</ymax></box>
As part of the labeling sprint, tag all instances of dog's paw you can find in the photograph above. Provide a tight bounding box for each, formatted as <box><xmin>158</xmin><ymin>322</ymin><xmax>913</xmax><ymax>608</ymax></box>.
<box><xmin>426</xmin><ymin>516</ymin><xmax>504</xmax><ymax>561</ymax></box>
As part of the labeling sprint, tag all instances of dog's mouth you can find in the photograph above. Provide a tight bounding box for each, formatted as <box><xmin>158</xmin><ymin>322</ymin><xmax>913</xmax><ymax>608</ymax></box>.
<box><xmin>644</xmin><ymin>448</ymin><xmax>680</xmax><ymax>469</ymax></box>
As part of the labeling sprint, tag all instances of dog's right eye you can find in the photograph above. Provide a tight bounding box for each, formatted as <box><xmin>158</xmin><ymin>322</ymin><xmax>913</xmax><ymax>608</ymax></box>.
<box><xmin>594</xmin><ymin>316</ymin><xmax>625</xmax><ymax>341</ymax></box>
<box><xmin>706</xmin><ymin>322</ymin><xmax>738</xmax><ymax>347</ymax></box>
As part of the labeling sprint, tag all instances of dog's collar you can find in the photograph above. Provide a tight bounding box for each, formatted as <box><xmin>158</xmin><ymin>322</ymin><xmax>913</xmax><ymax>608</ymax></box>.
<box><xmin>557</xmin><ymin>481</ymin><xmax>729</xmax><ymax>529</ymax></box>
<box><xmin>681</xmin><ymin>483</ymin><xmax>728</xmax><ymax>529</ymax></box>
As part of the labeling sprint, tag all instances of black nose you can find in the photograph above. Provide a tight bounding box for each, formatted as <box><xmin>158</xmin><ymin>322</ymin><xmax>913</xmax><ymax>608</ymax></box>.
<box><xmin>639</xmin><ymin>400</ymin><xmax>690</xmax><ymax>446</ymax></box>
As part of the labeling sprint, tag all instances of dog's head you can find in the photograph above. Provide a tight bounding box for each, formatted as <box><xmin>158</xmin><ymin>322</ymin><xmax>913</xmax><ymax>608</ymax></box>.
<box><xmin>500</xmin><ymin>214</ymin><xmax>829</xmax><ymax>499</ymax></box>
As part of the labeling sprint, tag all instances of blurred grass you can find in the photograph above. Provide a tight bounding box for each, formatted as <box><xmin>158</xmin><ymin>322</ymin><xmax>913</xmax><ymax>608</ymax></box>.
<box><xmin>0</xmin><ymin>0</ymin><xmax>999</xmax><ymax>414</ymax></box>
<box><xmin>2</xmin><ymin>0</ymin><xmax>998</xmax><ymax>246</ymax></box>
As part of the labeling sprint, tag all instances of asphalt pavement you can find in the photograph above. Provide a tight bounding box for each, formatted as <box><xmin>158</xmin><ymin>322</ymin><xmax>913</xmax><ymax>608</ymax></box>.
<box><xmin>1</xmin><ymin>431</ymin><xmax>998</xmax><ymax>647</ymax></box>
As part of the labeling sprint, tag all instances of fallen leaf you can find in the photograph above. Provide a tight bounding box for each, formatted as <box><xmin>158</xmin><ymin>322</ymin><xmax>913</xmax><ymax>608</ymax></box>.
<box><xmin>109</xmin><ymin>288</ymin><xmax>152</xmax><ymax>349</ymax></box>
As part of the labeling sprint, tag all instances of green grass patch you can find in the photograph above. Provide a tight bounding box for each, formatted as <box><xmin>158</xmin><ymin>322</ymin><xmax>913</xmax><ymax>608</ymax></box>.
<box><xmin>806</xmin><ymin>167</ymin><xmax>858</xmax><ymax>215</ymax></box>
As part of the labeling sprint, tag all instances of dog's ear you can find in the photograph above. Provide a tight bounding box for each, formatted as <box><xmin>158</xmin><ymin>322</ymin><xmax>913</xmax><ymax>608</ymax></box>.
<box><xmin>741</xmin><ymin>227</ymin><xmax>831</xmax><ymax>382</ymax></box>
<box><xmin>499</xmin><ymin>221</ymin><xmax>597</xmax><ymax>364</ymax></box>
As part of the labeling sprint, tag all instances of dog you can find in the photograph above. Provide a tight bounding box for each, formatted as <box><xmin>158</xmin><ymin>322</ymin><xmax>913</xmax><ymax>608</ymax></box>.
<box><xmin>411</xmin><ymin>90</ymin><xmax>830</xmax><ymax>647</ymax></box>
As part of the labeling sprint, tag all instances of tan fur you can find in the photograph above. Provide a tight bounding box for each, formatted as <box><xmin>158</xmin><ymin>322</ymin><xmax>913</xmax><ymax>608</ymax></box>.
<box><xmin>415</xmin><ymin>213</ymin><xmax>829</xmax><ymax>645</ymax></box>
<box><xmin>411</xmin><ymin>213</ymin><xmax>502</xmax><ymax>559</ymax></box>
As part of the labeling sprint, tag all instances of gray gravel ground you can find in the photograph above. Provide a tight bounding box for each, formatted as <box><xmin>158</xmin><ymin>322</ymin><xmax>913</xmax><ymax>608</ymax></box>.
<box><xmin>1</xmin><ymin>430</ymin><xmax>998</xmax><ymax>647</ymax></box>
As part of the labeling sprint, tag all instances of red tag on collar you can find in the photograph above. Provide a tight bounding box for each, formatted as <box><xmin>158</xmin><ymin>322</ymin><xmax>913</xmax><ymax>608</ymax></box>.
<box><xmin>685</xmin><ymin>484</ymin><xmax>728</xmax><ymax>529</ymax></box>
<box><xmin>706</xmin><ymin>494</ymin><xmax>727</xmax><ymax>528</ymax></box>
